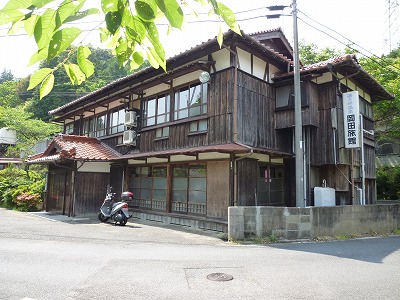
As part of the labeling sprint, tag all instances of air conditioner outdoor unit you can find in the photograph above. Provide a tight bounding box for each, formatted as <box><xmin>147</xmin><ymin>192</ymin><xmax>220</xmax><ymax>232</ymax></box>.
<box><xmin>123</xmin><ymin>130</ymin><xmax>137</xmax><ymax>146</ymax></box>
<box><xmin>125</xmin><ymin>111</ymin><xmax>137</xmax><ymax>127</ymax></box>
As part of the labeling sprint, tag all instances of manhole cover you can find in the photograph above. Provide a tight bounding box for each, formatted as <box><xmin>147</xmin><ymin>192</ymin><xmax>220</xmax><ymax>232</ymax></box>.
<box><xmin>206</xmin><ymin>273</ymin><xmax>234</xmax><ymax>281</ymax></box>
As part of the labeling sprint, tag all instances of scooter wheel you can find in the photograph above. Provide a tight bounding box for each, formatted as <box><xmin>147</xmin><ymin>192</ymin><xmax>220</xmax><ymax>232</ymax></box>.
<box><xmin>98</xmin><ymin>213</ymin><xmax>109</xmax><ymax>222</ymax></box>
<box><xmin>119</xmin><ymin>218</ymin><xmax>127</xmax><ymax>226</ymax></box>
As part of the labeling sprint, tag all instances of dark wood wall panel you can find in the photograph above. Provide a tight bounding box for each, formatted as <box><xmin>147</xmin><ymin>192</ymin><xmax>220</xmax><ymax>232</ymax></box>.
<box><xmin>237</xmin><ymin>158</ymin><xmax>257</xmax><ymax>206</ymax></box>
<box><xmin>74</xmin><ymin>172</ymin><xmax>109</xmax><ymax>215</ymax></box>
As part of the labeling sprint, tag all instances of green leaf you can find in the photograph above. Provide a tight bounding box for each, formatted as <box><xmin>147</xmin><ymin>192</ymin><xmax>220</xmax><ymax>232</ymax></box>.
<box><xmin>0</xmin><ymin>10</ymin><xmax>24</xmax><ymax>26</ymax></box>
<box><xmin>99</xmin><ymin>27</ymin><xmax>110</xmax><ymax>43</ymax></box>
<box><xmin>156</xmin><ymin>0</ymin><xmax>183</xmax><ymax>28</ymax></box>
<box><xmin>105</xmin><ymin>11</ymin><xmax>122</xmax><ymax>34</ymax></box>
<box><xmin>34</xmin><ymin>9</ymin><xmax>57</xmax><ymax>50</ymax></box>
<box><xmin>64</xmin><ymin>8</ymin><xmax>100</xmax><ymax>23</ymax></box>
<box><xmin>48</xmin><ymin>27</ymin><xmax>82</xmax><ymax>59</ymax></box>
<box><xmin>126</xmin><ymin>17</ymin><xmax>147</xmax><ymax>43</ymax></box>
<box><xmin>77</xmin><ymin>46</ymin><xmax>94</xmax><ymax>78</ymax></box>
<box><xmin>130</xmin><ymin>51</ymin><xmax>144</xmax><ymax>71</ymax></box>
<box><xmin>28</xmin><ymin>47</ymin><xmax>48</xmax><ymax>66</ymax></box>
<box><xmin>146</xmin><ymin>48</ymin><xmax>159</xmax><ymax>69</ymax></box>
<box><xmin>135</xmin><ymin>0</ymin><xmax>157</xmax><ymax>22</ymax></box>
<box><xmin>101</xmin><ymin>0</ymin><xmax>119</xmax><ymax>13</ymax></box>
<box><xmin>217</xmin><ymin>25</ymin><xmax>223</xmax><ymax>47</ymax></box>
<box><xmin>24</xmin><ymin>14</ymin><xmax>39</xmax><ymax>37</ymax></box>
<box><xmin>216</xmin><ymin>2</ymin><xmax>240</xmax><ymax>34</ymax></box>
<box><xmin>39</xmin><ymin>73</ymin><xmax>54</xmax><ymax>99</ymax></box>
<box><xmin>31</xmin><ymin>0</ymin><xmax>55</xmax><ymax>9</ymax></box>
<box><xmin>64</xmin><ymin>63</ymin><xmax>85</xmax><ymax>85</ymax></box>
<box><xmin>55</xmin><ymin>0</ymin><xmax>85</xmax><ymax>29</ymax></box>
<box><xmin>28</xmin><ymin>68</ymin><xmax>53</xmax><ymax>90</ymax></box>
<box><xmin>1</xmin><ymin>0</ymin><xmax>32</xmax><ymax>10</ymax></box>
<box><xmin>8</xmin><ymin>19</ymin><xmax>23</xmax><ymax>34</ymax></box>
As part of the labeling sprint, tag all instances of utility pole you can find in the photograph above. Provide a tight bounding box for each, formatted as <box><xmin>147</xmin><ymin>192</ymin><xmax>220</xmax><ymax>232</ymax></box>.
<box><xmin>292</xmin><ymin>0</ymin><xmax>305</xmax><ymax>207</ymax></box>
<box><xmin>267</xmin><ymin>0</ymin><xmax>305</xmax><ymax>207</ymax></box>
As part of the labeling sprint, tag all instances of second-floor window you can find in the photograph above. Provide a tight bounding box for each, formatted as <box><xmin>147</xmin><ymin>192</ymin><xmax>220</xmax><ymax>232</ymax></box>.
<box><xmin>83</xmin><ymin>117</ymin><xmax>95</xmax><ymax>137</ymax></box>
<box><xmin>110</xmin><ymin>108</ymin><xmax>125</xmax><ymax>134</ymax></box>
<box><xmin>95</xmin><ymin>114</ymin><xmax>107</xmax><ymax>137</ymax></box>
<box><xmin>174</xmin><ymin>83</ymin><xmax>208</xmax><ymax>120</ymax></box>
<box><xmin>143</xmin><ymin>94</ymin><xmax>170</xmax><ymax>127</ymax></box>
<box><xmin>83</xmin><ymin>114</ymin><xmax>107</xmax><ymax>137</ymax></box>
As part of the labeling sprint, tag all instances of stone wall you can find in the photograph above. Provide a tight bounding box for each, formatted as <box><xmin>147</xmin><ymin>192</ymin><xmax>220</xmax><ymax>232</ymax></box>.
<box><xmin>228</xmin><ymin>204</ymin><xmax>400</xmax><ymax>240</ymax></box>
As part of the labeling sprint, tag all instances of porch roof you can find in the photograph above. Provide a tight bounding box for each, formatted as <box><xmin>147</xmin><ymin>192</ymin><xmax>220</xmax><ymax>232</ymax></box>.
<box><xmin>26</xmin><ymin>134</ymin><xmax>121</xmax><ymax>164</ymax></box>
<box><xmin>118</xmin><ymin>143</ymin><xmax>292</xmax><ymax>161</ymax></box>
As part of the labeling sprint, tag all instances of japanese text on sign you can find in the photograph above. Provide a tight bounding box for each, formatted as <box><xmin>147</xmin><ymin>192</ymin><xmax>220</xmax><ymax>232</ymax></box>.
<box><xmin>342</xmin><ymin>91</ymin><xmax>360</xmax><ymax>148</ymax></box>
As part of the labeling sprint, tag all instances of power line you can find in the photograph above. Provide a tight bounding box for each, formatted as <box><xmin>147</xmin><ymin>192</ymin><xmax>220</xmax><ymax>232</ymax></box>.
<box><xmin>297</xmin><ymin>15</ymin><xmax>400</xmax><ymax>77</ymax></box>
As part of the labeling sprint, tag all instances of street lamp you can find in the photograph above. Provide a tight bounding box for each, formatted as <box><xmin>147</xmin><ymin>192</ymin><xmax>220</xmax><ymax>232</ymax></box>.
<box><xmin>268</xmin><ymin>0</ymin><xmax>305</xmax><ymax>207</ymax></box>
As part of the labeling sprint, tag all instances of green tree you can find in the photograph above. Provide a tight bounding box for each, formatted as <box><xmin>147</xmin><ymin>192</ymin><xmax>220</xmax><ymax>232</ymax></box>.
<box><xmin>0</xmin><ymin>80</ymin><xmax>25</xmax><ymax>107</ymax></box>
<box><xmin>0</xmin><ymin>106</ymin><xmax>60</xmax><ymax>157</ymax></box>
<box><xmin>358</xmin><ymin>48</ymin><xmax>400</xmax><ymax>143</ymax></box>
<box><xmin>299</xmin><ymin>41</ymin><xmax>351</xmax><ymax>65</ymax></box>
<box><xmin>25</xmin><ymin>46</ymin><xmax>131</xmax><ymax>120</ymax></box>
<box><xmin>0</xmin><ymin>69</ymin><xmax>14</xmax><ymax>84</ymax></box>
<box><xmin>0</xmin><ymin>0</ymin><xmax>240</xmax><ymax>99</ymax></box>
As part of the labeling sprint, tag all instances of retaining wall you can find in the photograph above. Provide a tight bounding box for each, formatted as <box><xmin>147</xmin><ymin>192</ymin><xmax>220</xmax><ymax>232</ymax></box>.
<box><xmin>228</xmin><ymin>204</ymin><xmax>400</xmax><ymax>240</ymax></box>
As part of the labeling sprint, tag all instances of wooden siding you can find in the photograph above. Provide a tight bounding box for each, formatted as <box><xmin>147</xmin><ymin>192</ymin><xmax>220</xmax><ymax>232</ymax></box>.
<box><xmin>237</xmin><ymin>70</ymin><xmax>276</xmax><ymax>149</ymax></box>
<box><xmin>207</xmin><ymin>161</ymin><xmax>230</xmax><ymax>218</ymax></box>
<box><xmin>237</xmin><ymin>158</ymin><xmax>258</xmax><ymax>206</ymax></box>
<box><xmin>73</xmin><ymin>172</ymin><xmax>109</xmax><ymax>215</ymax></box>
<box><xmin>208</xmin><ymin>69</ymin><xmax>234</xmax><ymax>144</ymax></box>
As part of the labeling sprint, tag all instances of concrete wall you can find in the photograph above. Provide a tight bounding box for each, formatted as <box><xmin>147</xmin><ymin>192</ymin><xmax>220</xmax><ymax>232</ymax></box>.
<box><xmin>228</xmin><ymin>205</ymin><xmax>400</xmax><ymax>240</ymax></box>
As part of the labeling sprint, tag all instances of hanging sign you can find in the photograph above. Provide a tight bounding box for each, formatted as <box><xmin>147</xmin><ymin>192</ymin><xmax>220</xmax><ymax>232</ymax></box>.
<box><xmin>342</xmin><ymin>91</ymin><xmax>360</xmax><ymax>148</ymax></box>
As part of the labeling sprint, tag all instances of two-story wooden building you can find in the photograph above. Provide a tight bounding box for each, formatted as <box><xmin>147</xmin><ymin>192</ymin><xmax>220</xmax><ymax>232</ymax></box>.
<box><xmin>27</xmin><ymin>28</ymin><xmax>392</xmax><ymax>228</ymax></box>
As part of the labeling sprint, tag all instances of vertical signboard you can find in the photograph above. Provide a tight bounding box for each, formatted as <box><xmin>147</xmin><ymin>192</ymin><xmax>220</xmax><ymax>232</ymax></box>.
<box><xmin>343</xmin><ymin>91</ymin><xmax>360</xmax><ymax>148</ymax></box>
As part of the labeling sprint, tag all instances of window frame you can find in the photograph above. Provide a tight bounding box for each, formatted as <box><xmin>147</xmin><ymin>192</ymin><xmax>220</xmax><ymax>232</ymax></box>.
<box><xmin>109</xmin><ymin>107</ymin><xmax>125</xmax><ymax>135</ymax></box>
<box><xmin>174</xmin><ymin>82</ymin><xmax>208</xmax><ymax>120</ymax></box>
<box><xmin>143</xmin><ymin>93</ymin><xmax>170</xmax><ymax>127</ymax></box>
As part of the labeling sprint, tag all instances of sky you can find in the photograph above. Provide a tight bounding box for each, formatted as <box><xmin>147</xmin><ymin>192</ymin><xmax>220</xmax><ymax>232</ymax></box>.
<box><xmin>0</xmin><ymin>0</ymin><xmax>398</xmax><ymax>79</ymax></box>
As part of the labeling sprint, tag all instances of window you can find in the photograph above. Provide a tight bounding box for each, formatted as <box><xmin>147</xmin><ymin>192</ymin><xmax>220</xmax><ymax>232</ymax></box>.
<box><xmin>130</xmin><ymin>166</ymin><xmax>167</xmax><ymax>210</ymax></box>
<box><xmin>94</xmin><ymin>114</ymin><xmax>107</xmax><ymax>137</ymax></box>
<box><xmin>83</xmin><ymin>114</ymin><xmax>107</xmax><ymax>137</ymax></box>
<box><xmin>156</xmin><ymin>127</ymin><xmax>169</xmax><ymax>139</ymax></box>
<box><xmin>189</xmin><ymin>119</ymin><xmax>208</xmax><ymax>133</ymax></box>
<box><xmin>275</xmin><ymin>84</ymin><xmax>307</xmax><ymax>108</ymax></box>
<box><xmin>174</xmin><ymin>83</ymin><xmax>208</xmax><ymax>120</ymax></box>
<box><xmin>110</xmin><ymin>108</ymin><xmax>125</xmax><ymax>134</ymax></box>
<box><xmin>257</xmin><ymin>165</ymin><xmax>284</xmax><ymax>206</ymax></box>
<box><xmin>143</xmin><ymin>94</ymin><xmax>170</xmax><ymax>127</ymax></box>
<box><xmin>65</xmin><ymin>123</ymin><xmax>74</xmax><ymax>134</ymax></box>
<box><xmin>172</xmin><ymin>164</ymin><xmax>207</xmax><ymax>215</ymax></box>
<box><xmin>83</xmin><ymin>117</ymin><xmax>95</xmax><ymax>137</ymax></box>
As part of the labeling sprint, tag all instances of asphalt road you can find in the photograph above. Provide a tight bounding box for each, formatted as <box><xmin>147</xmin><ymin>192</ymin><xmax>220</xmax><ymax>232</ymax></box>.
<box><xmin>0</xmin><ymin>208</ymin><xmax>400</xmax><ymax>300</ymax></box>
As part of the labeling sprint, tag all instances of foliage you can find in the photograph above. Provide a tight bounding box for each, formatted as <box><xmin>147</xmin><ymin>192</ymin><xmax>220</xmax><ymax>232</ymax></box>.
<box><xmin>359</xmin><ymin>47</ymin><xmax>400</xmax><ymax>143</ymax></box>
<box><xmin>298</xmin><ymin>41</ymin><xmax>351</xmax><ymax>65</ymax></box>
<box><xmin>0</xmin><ymin>0</ymin><xmax>240</xmax><ymax>99</ymax></box>
<box><xmin>0</xmin><ymin>69</ymin><xmax>15</xmax><ymax>84</ymax></box>
<box><xmin>25</xmin><ymin>46</ymin><xmax>131</xmax><ymax>120</ymax></box>
<box><xmin>376</xmin><ymin>166</ymin><xmax>400</xmax><ymax>200</ymax></box>
<box><xmin>0</xmin><ymin>106</ymin><xmax>60</xmax><ymax>156</ymax></box>
<box><xmin>0</xmin><ymin>165</ymin><xmax>45</xmax><ymax>211</ymax></box>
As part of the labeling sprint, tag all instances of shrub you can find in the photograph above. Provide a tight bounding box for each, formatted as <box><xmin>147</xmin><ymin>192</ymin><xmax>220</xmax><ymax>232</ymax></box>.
<box><xmin>0</xmin><ymin>166</ymin><xmax>45</xmax><ymax>211</ymax></box>
<box><xmin>14</xmin><ymin>192</ymin><xmax>42</xmax><ymax>211</ymax></box>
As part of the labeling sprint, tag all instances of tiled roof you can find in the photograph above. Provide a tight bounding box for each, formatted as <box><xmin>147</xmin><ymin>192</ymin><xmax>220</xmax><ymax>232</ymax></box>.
<box><xmin>26</xmin><ymin>134</ymin><xmax>121</xmax><ymax>163</ymax></box>
<box><xmin>272</xmin><ymin>54</ymin><xmax>394</xmax><ymax>101</ymax></box>
<box><xmin>48</xmin><ymin>29</ymin><xmax>292</xmax><ymax>116</ymax></box>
